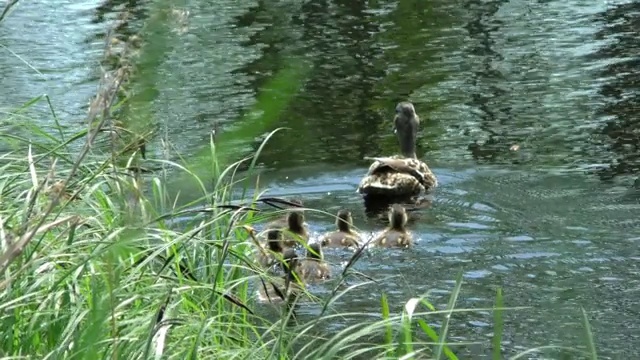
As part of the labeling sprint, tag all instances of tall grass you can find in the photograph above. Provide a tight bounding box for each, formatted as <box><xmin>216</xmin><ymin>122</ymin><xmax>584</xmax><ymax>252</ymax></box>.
<box><xmin>0</xmin><ymin>3</ymin><xmax>602</xmax><ymax>360</ymax></box>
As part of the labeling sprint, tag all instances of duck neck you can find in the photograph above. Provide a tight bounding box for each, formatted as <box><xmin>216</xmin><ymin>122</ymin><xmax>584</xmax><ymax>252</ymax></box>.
<box><xmin>267</xmin><ymin>240</ymin><xmax>281</xmax><ymax>253</ymax></box>
<box><xmin>389</xmin><ymin>210</ymin><xmax>407</xmax><ymax>231</ymax></box>
<box><xmin>397</xmin><ymin>128</ymin><xmax>417</xmax><ymax>159</ymax></box>
<box><xmin>288</xmin><ymin>214</ymin><xmax>304</xmax><ymax>233</ymax></box>
<box><xmin>337</xmin><ymin>219</ymin><xmax>351</xmax><ymax>233</ymax></box>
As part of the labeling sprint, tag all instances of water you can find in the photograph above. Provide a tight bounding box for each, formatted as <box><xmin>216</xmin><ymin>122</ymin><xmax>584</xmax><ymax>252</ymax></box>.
<box><xmin>2</xmin><ymin>0</ymin><xmax>640</xmax><ymax>357</ymax></box>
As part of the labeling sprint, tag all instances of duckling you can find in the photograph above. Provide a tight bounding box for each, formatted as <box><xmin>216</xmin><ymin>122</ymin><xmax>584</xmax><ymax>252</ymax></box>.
<box><xmin>244</xmin><ymin>225</ymin><xmax>279</xmax><ymax>268</ymax></box>
<box><xmin>374</xmin><ymin>204</ymin><xmax>413</xmax><ymax>248</ymax></box>
<box><xmin>320</xmin><ymin>209</ymin><xmax>361</xmax><ymax>249</ymax></box>
<box><xmin>267</xmin><ymin>209</ymin><xmax>309</xmax><ymax>247</ymax></box>
<box><xmin>298</xmin><ymin>243</ymin><xmax>331</xmax><ymax>282</ymax></box>
<box><xmin>358</xmin><ymin>102</ymin><xmax>438</xmax><ymax>199</ymax></box>
<box><xmin>256</xmin><ymin>229</ymin><xmax>285</xmax><ymax>269</ymax></box>
<box><xmin>257</xmin><ymin>248</ymin><xmax>304</xmax><ymax>302</ymax></box>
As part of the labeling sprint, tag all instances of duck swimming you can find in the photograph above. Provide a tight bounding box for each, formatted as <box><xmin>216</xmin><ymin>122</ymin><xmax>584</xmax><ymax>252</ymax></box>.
<box><xmin>257</xmin><ymin>248</ymin><xmax>304</xmax><ymax>303</ymax></box>
<box><xmin>266</xmin><ymin>208</ymin><xmax>309</xmax><ymax>248</ymax></box>
<box><xmin>320</xmin><ymin>209</ymin><xmax>361</xmax><ymax>249</ymax></box>
<box><xmin>373</xmin><ymin>204</ymin><xmax>413</xmax><ymax>248</ymax></box>
<box><xmin>358</xmin><ymin>102</ymin><xmax>437</xmax><ymax>200</ymax></box>
<box><xmin>256</xmin><ymin>229</ymin><xmax>285</xmax><ymax>270</ymax></box>
<box><xmin>298</xmin><ymin>243</ymin><xmax>331</xmax><ymax>282</ymax></box>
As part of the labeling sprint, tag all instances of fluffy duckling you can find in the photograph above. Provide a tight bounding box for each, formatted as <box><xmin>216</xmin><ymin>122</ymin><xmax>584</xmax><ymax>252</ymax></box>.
<box><xmin>373</xmin><ymin>204</ymin><xmax>413</xmax><ymax>248</ymax></box>
<box><xmin>256</xmin><ymin>229</ymin><xmax>285</xmax><ymax>269</ymax></box>
<box><xmin>267</xmin><ymin>209</ymin><xmax>309</xmax><ymax>248</ymax></box>
<box><xmin>358</xmin><ymin>102</ymin><xmax>438</xmax><ymax>199</ymax></box>
<box><xmin>298</xmin><ymin>243</ymin><xmax>331</xmax><ymax>282</ymax></box>
<box><xmin>320</xmin><ymin>209</ymin><xmax>361</xmax><ymax>249</ymax></box>
<box><xmin>257</xmin><ymin>249</ymin><xmax>304</xmax><ymax>302</ymax></box>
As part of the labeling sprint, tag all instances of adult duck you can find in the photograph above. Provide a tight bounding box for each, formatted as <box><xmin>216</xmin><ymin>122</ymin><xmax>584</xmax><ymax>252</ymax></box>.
<box><xmin>358</xmin><ymin>102</ymin><xmax>437</xmax><ymax>199</ymax></box>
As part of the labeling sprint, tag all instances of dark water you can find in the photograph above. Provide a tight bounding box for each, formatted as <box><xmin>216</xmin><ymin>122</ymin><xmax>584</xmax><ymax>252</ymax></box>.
<box><xmin>2</xmin><ymin>0</ymin><xmax>640</xmax><ymax>358</ymax></box>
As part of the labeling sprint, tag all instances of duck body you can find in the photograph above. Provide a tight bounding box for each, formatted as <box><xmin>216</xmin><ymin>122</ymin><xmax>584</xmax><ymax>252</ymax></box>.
<box><xmin>298</xmin><ymin>243</ymin><xmax>331</xmax><ymax>282</ymax></box>
<box><xmin>358</xmin><ymin>102</ymin><xmax>437</xmax><ymax>200</ymax></box>
<box><xmin>321</xmin><ymin>231</ymin><xmax>360</xmax><ymax>249</ymax></box>
<box><xmin>257</xmin><ymin>249</ymin><xmax>305</xmax><ymax>303</ymax></box>
<box><xmin>321</xmin><ymin>209</ymin><xmax>361</xmax><ymax>249</ymax></box>
<box><xmin>359</xmin><ymin>155</ymin><xmax>437</xmax><ymax>198</ymax></box>
<box><xmin>373</xmin><ymin>204</ymin><xmax>413</xmax><ymax>248</ymax></box>
<box><xmin>374</xmin><ymin>228</ymin><xmax>413</xmax><ymax>248</ymax></box>
<box><xmin>299</xmin><ymin>259</ymin><xmax>331</xmax><ymax>282</ymax></box>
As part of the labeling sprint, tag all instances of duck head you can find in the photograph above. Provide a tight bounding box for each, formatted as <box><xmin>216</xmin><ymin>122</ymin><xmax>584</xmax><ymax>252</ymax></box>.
<box><xmin>287</xmin><ymin>210</ymin><xmax>305</xmax><ymax>233</ymax></box>
<box><xmin>306</xmin><ymin>242</ymin><xmax>324</xmax><ymax>260</ymax></box>
<box><xmin>388</xmin><ymin>204</ymin><xmax>408</xmax><ymax>231</ymax></box>
<box><xmin>266</xmin><ymin>229</ymin><xmax>283</xmax><ymax>253</ymax></box>
<box><xmin>336</xmin><ymin>209</ymin><xmax>353</xmax><ymax>232</ymax></box>
<box><xmin>393</xmin><ymin>102</ymin><xmax>419</xmax><ymax>158</ymax></box>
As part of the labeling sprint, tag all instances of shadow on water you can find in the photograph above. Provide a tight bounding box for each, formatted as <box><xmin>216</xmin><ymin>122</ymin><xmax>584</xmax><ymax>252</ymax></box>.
<box><xmin>93</xmin><ymin>0</ymin><xmax>147</xmax><ymax>38</ymax></box>
<box><xmin>233</xmin><ymin>0</ymin><xmax>393</xmax><ymax>167</ymax></box>
<box><xmin>465</xmin><ymin>0</ymin><xmax>518</xmax><ymax>164</ymax></box>
<box><xmin>590</xmin><ymin>2</ymin><xmax>640</xmax><ymax>184</ymax></box>
<box><xmin>2</xmin><ymin>0</ymin><xmax>640</xmax><ymax>357</ymax></box>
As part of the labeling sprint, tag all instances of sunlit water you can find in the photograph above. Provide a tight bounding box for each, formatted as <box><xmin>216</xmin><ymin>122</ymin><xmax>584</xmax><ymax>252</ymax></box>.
<box><xmin>2</xmin><ymin>0</ymin><xmax>640</xmax><ymax>357</ymax></box>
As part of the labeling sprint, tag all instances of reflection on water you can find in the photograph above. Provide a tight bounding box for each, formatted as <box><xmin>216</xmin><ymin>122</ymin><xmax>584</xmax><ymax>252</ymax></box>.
<box><xmin>592</xmin><ymin>2</ymin><xmax>640</xmax><ymax>182</ymax></box>
<box><xmin>2</xmin><ymin>0</ymin><xmax>640</xmax><ymax>357</ymax></box>
<box><xmin>0</xmin><ymin>0</ymin><xmax>103</xmax><ymax>124</ymax></box>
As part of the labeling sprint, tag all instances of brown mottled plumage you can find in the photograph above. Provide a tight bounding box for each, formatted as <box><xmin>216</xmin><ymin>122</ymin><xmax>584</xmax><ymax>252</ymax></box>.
<box><xmin>358</xmin><ymin>102</ymin><xmax>437</xmax><ymax>198</ymax></box>
<box><xmin>298</xmin><ymin>243</ymin><xmax>331</xmax><ymax>282</ymax></box>
<box><xmin>321</xmin><ymin>209</ymin><xmax>361</xmax><ymax>249</ymax></box>
<box><xmin>257</xmin><ymin>249</ymin><xmax>304</xmax><ymax>302</ymax></box>
<box><xmin>374</xmin><ymin>204</ymin><xmax>413</xmax><ymax>248</ymax></box>
<box><xmin>266</xmin><ymin>209</ymin><xmax>309</xmax><ymax>247</ymax></box>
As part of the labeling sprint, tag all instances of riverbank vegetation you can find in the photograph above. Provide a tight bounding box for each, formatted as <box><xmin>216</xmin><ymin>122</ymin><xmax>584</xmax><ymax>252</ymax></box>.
<box><xmin>0</xmin><ymin>1</ymin><xmax>600</xmax><ymax>359</ymax></box>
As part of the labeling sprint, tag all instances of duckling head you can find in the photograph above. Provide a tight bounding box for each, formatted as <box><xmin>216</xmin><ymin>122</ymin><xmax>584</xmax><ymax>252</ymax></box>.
<box><xmin>306</xmin><ymin>242</ymin><xmax>324</xmax><ymax>260</ymax></box>
<box><xmin>388</xmin><ymin>204</ymin><xmax>408</xmax><ymax>231</ymax></box>
<box><xmin>336</xmin><ymin>209</ymin><xmax>353</xmax><ymax>232</ymax></box>
<box><xmin>287</xmin><ymin>210</ymin><xmax>305</xmax><ymax>233</ymax></box>
<box><xmin>393</xmin><ymin>102</ymin><xmax>419</xmax><ymax>158</ymax></box>
<box><xmin>266</xmin><ymin>229</ymin><xmax>283</xmax><ymax>253</ymax></box>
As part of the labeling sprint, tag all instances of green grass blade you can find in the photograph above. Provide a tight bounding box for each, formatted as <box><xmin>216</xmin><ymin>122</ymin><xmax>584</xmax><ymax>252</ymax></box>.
<box><xmin>435</xmin><ymin>270</ymin><xmax>463</xmax><ymax>360</ymax></box>
<box><xmin>381</xmin><ymin>293</ymin><xmax>393</xmax><ymax>349</ymax></box>
<box><xmin>417</xmin><ymin>319</ymin><xmax>458</xmax><ymax>360</ymax></box>
<box><xmin>581</xmin><ymin>307</ymin><xmax>598</xmax><ymax>360</ymax></box>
